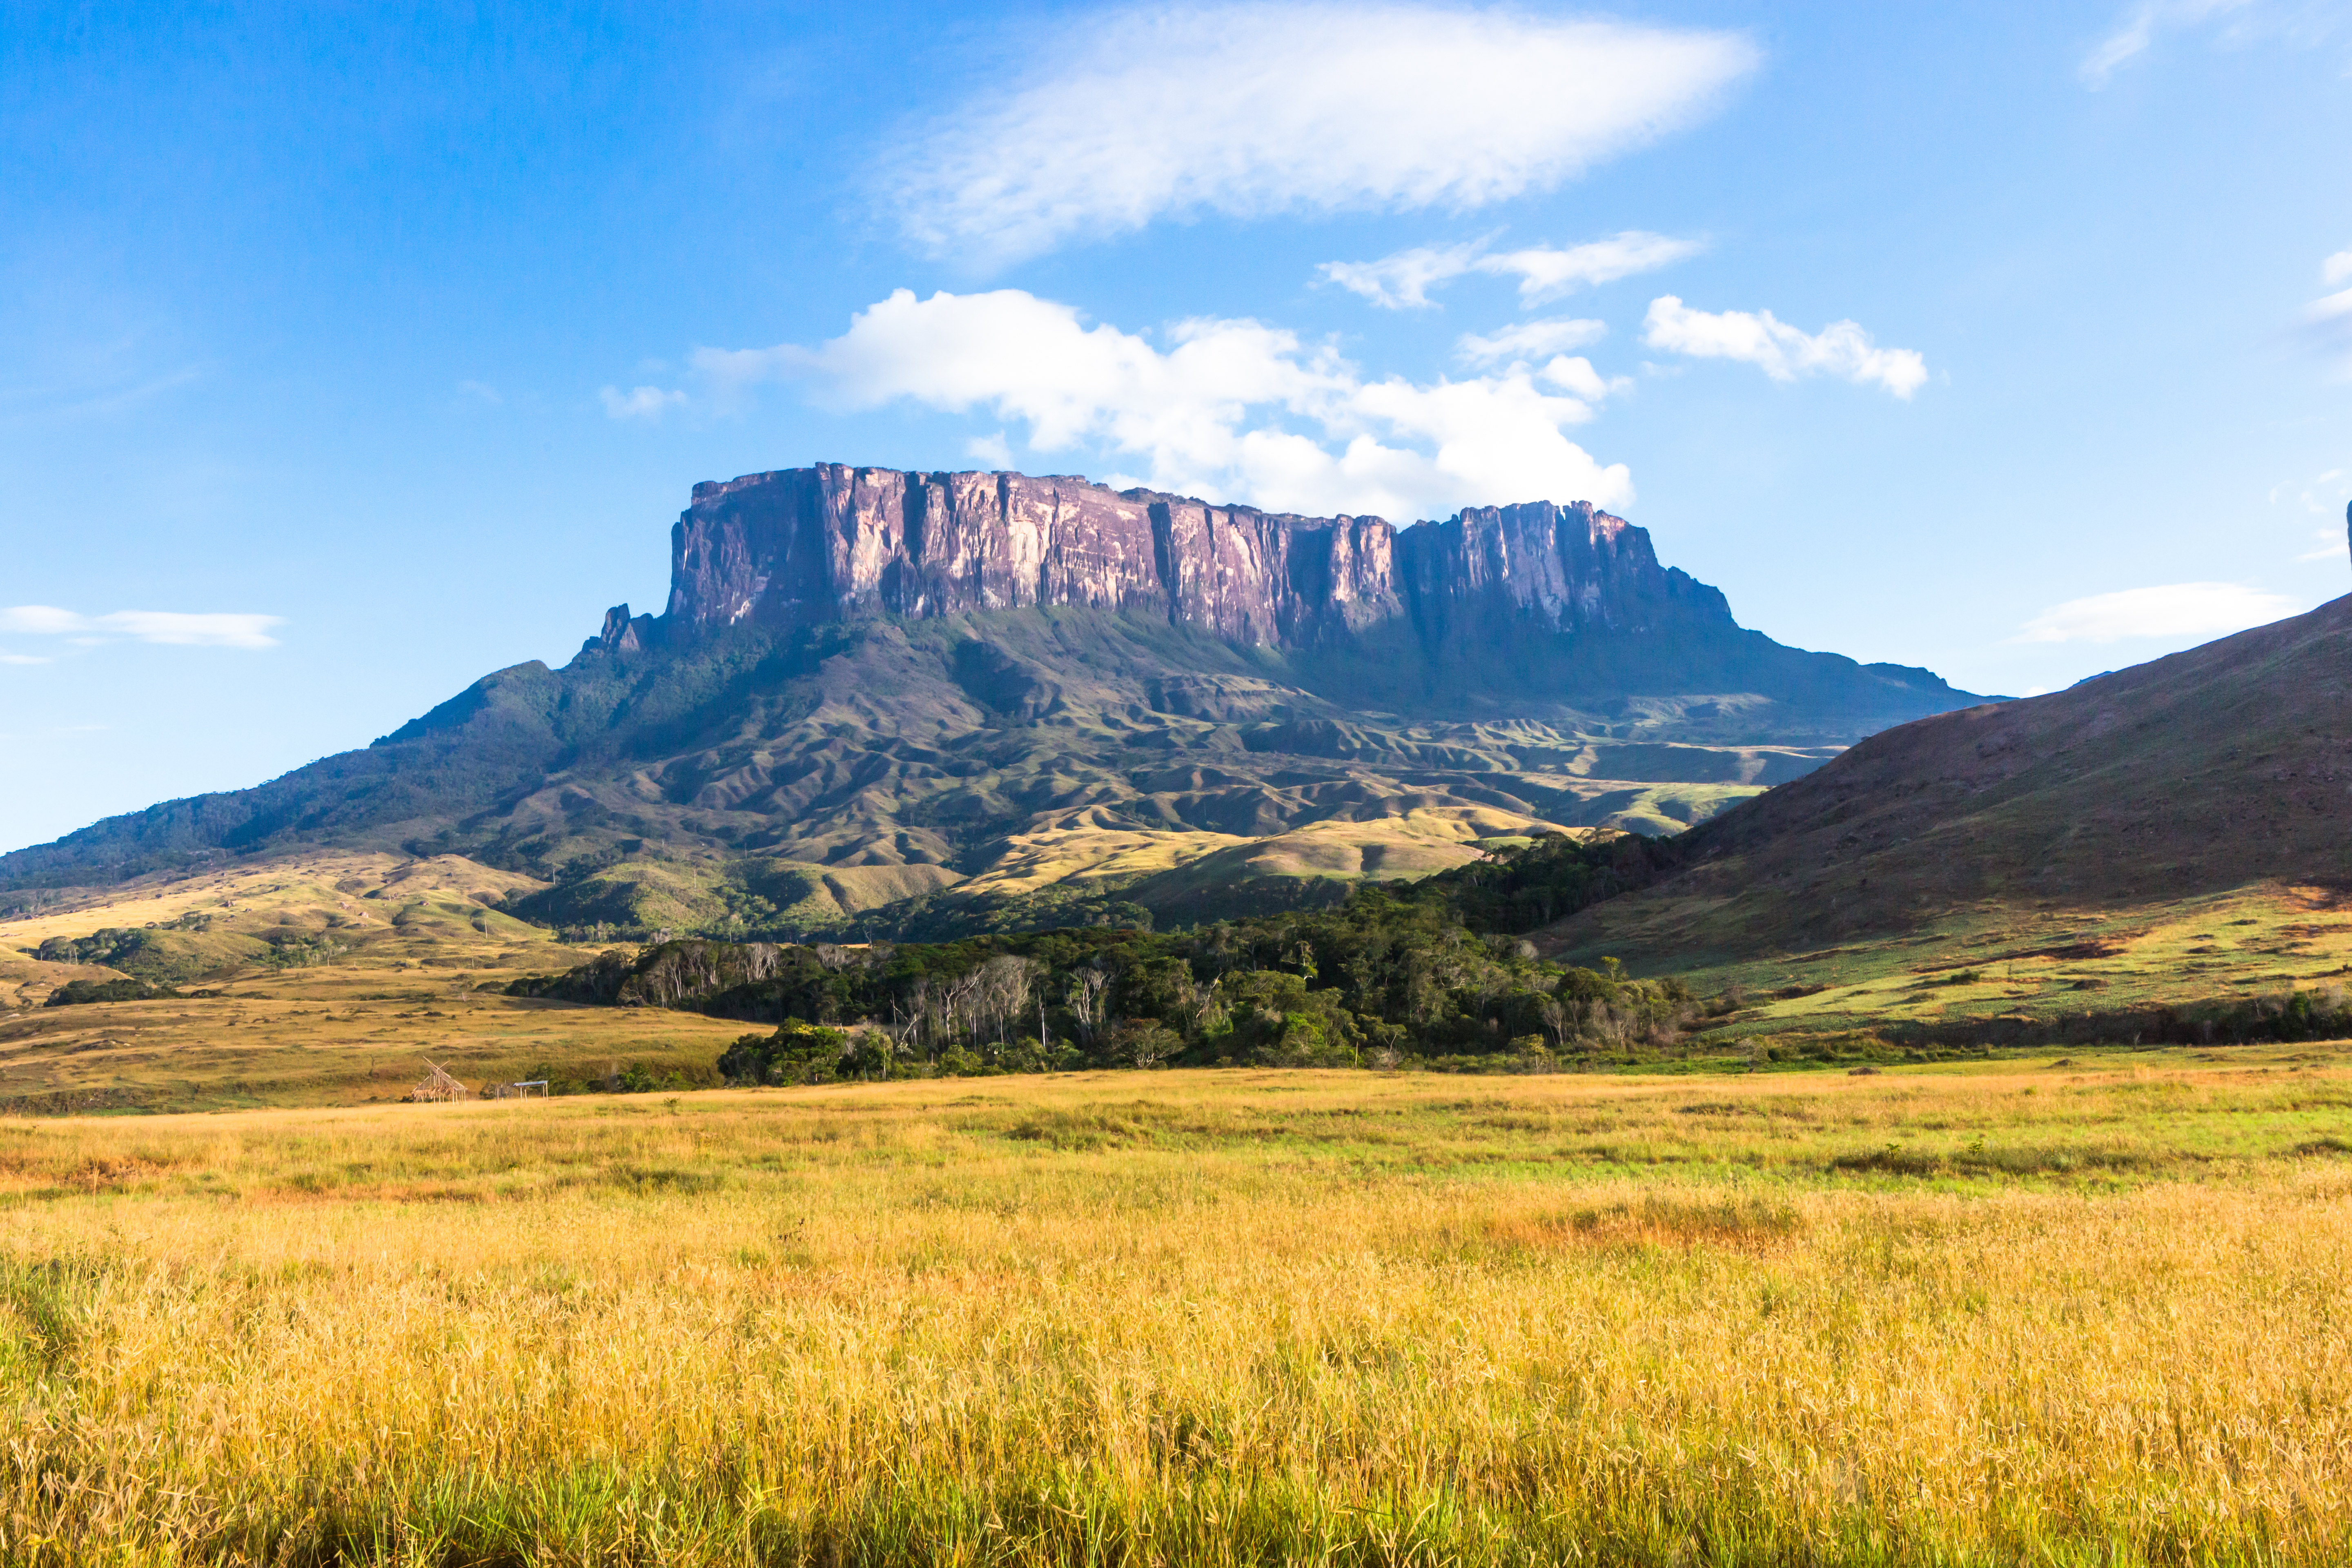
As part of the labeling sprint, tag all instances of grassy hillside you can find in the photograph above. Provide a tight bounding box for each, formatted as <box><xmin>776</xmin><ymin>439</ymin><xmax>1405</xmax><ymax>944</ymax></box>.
<box><xmin>0</xmin><ymin>824</ymin><xmax>1615</xmax><ymax>1107</ymax></box>
<box><xmin>1579</xmin><ymin>877</ymin><xmax>2352</xmax><ymax>1053</ymax></box>
<box><xmin>5</xmin><ymin>1064</ymin><xmax>2350</xmax><ymax>1563</ymax></box>
<box><xmin>0</xmin><ymin>850</ymin><xmax>748</xmax><ymax>1111</ymax></box>
<box><xmin>1550</xmin><ymin>593</ymin><xmax>2352</xmax><ymax>973</ymax></box>
<box><xmin>0</xmin><ymin>851</ymin><xmax>557</xmax><ymax>1002</ymax></box>
<box><xmin>1508</xmin><ymin>597</ymin><xmax>2352</xmax><ymax>1054</ymax></box>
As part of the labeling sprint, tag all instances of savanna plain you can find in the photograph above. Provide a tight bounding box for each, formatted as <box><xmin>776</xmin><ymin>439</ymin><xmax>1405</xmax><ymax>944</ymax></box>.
<box><xmin>7</xmin><ymin>1058</ymin><xmax>2352</xmax><ymax>1567</ymax></box>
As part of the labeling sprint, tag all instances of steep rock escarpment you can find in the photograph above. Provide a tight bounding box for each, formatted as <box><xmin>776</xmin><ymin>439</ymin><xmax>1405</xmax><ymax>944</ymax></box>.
<box><xmin>651</xmin><ymin>465</ymin><xmax>1728</xmax><ymax>655</ymax></box>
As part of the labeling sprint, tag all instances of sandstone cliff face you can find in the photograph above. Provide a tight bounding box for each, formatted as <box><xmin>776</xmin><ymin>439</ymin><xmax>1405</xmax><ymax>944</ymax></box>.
<box><xmin>659</xmin><ymin>464</ymin><xmax>1731</xmax><ymax>652</ymax></box>
<box><xmin>1395</xmin><ymin>501</ymin><xmax>1730</xmax><ymax>642</ymax></box>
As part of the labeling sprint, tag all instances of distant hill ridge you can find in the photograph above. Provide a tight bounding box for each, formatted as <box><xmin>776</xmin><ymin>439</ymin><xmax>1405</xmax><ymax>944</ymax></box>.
<box><xmin>2</xmin><ymin>464</ymin><xmax>1985</xmax><ymax>928</ymax></box>
<box><xmin>1546</xmin><ymin>590</ymin><xmax>2352</xmax><ymax>968</ymax></box>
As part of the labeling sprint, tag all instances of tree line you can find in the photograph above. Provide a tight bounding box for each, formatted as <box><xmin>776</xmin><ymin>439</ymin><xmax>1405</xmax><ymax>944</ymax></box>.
<box><xmin>508</xmin><ymin>834</ymin><xmax>1702</xmax><ymax>1081</ymax></box>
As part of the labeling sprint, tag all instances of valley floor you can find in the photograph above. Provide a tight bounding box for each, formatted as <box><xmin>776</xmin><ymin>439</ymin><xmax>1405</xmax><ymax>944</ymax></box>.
<box><xmin>0</xmin><ymin>976</ymin><xmax>746</xmax><ymax>1114</ymax></box>
<box><xmin>0</xmin><ymin>850</ymin><xmax>737</xmax><ymax>1112</ymax></box>
<box><xmin>5</xmin><ymin>1062</ymin><xmax>2351</xmax><ymax>1565</ymax></box>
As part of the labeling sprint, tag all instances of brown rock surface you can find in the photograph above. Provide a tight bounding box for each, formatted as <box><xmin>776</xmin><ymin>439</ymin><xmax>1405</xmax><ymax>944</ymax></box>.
<box><xmin>664</xmin><ymin>465</ymin><xmax>1726</xmax><ymax>650</ymax></box>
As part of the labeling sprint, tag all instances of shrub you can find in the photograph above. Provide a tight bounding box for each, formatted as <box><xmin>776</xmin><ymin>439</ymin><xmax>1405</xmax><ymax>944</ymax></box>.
<box><xmin>1102</xmin><ymin>1020</ymin><xmax>1183</xmax><ymax>1069</ymax></box>
<box><xmin>45</xmin><ymin>978</ymin><xmax>180</xmax><ymax>1007</ymax></box>
<box><xmin>717</xmin><ymin>1020</ymin><xmax>853</xmax><ymax>1085</ymax></box>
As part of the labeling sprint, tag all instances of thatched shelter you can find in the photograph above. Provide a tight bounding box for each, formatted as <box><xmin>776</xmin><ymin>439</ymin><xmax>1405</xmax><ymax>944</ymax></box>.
<box><xmin>406</xmin><ymin>1060</ymin><xmax>470</xmax><ymax>1103</ymax></box>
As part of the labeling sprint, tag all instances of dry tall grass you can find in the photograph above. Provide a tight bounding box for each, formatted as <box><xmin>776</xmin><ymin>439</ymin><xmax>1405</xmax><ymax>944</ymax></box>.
<box><xmin>3</xmin><ymin>1062</ymin><xmax>2349</xmax><ymax>1565</ymax></box>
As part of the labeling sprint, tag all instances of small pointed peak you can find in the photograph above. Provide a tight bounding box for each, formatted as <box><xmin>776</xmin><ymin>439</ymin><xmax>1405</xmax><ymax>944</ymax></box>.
<box><xmin>597</xmin><ymin>605</ymin><xmax>642</xmax><ymax>654</ymax></box>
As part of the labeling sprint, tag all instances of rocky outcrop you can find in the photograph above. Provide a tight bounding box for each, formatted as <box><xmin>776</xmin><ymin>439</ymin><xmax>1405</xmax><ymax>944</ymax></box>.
<box><xmin>657</xmin><ymin>464</ymin><xmax>1732</xmax><ymax>653</ymax></box>
<box><xmin>592</xmin><ymin>604</ymin><xmax>650</xmax><ymax>655</ymax></box>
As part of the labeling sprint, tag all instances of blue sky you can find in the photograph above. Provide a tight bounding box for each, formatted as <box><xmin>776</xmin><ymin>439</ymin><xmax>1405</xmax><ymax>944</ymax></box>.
<box><xmin>4</xmin><ymin>0</ymin><xmax>2350</xmax><ymax>854</ymax></box>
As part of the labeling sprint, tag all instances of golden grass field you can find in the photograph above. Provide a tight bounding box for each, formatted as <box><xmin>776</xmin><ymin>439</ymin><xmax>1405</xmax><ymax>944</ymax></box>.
<box><xmin>6</xmin><ymin>1058</ymin><xmax>2352</xmax><ymax>1565</ymax></box>
<box><xmin>0</xmin><ymin>976</ymin><xmax>750</xmax><ymax>1112</ymax></box>
<box><xmin>0</xmin><ymin>852</ymin><xmax>744</xmax><ymax>1112</ymax></box>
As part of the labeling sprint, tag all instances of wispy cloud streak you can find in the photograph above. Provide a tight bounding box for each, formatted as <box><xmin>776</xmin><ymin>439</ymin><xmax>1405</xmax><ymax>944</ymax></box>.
<box><xmin>2011</xmin><ymin>582</ymin><xmax>2294</xmax><ymax>644</ymax></box>
<box><xmin>0</xmin><ymin>606</ymin><xmax>284</xmax><ymax>649</ymax></box>
<box><xmin>887</xmin><ymin>5</ymin><xmax>1757</xmax><ymax>266</ymax></box>
<box><xmin>1321</xmin><ymin>232</ymin><xmax>1704</xmax><ymax>310</ymax></box>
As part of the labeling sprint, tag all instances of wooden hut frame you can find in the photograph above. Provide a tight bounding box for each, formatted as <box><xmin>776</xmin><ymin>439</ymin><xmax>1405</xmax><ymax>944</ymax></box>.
<box><xmin>407</xmin><ymin>1059</ymin><xmax>471</xmax><ymax>1103</ymax></box>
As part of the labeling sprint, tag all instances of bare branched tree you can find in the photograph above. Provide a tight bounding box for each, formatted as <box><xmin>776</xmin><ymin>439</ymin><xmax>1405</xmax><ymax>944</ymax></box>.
<box><xmin>1067</xmin><ymin>964</ymin><xmax>1111</xmax><ymax>1046</ymax></box>
<box><xmin>968</xmin><ymin>955</ymin><xmax>1041</xmax><ymax>1046</ymax></box>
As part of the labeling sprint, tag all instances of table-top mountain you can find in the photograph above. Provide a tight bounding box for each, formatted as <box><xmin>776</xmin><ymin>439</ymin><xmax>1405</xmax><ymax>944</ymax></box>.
<box><xmin>1</xmin><ymin>465</ymin><xmax>1984</xmax><ymax>933</ymax></box>
<box><xmin>659</xmin><ymin>463</ymin><xmax>1728</xmax><ymax>650</ymax></box>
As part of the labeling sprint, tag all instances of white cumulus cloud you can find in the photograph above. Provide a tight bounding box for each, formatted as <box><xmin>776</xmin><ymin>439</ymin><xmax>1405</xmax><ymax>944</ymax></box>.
<box><xmin>1321</xmin><ymin>232</ymin><xmax>1704</xmax><ymax>309</ymax></box>
<box><xmin>888</xmin><ymin>5</ymin><xmax>1758</xmax><ymax>265</ymax></box>
<box><xmin>600</xmin><ymin>384</ymin><xmax>688</xmax><ymax>421</ymax></box>
<box><xmin>693</xmin><ymin>287</ymin><xmax>1633</xmax><ymax>520</ymax></box>
<box><xmin>2325</xmin><ymin>249</ymin><xmax>2352</xmax><ymax>287</ymax></box>
<box><xmin>1641</xmin><ymin>296</ymin><xmax>1929</xmax><ymax>398</ymax></box>
<box><xmin>0</xmin><ymin>606</ymin><xmax>284</xmax><ymax>649</ymax></box>
<box><xmin>2011</xmin><ymin>582</ymin><xmax>2296</xmax><ymax>644</ymax></box>
<box><xmin>1455</xmin><ymin>318</ymin><xmax>1608</xmax><ymax>366</ymax></box>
